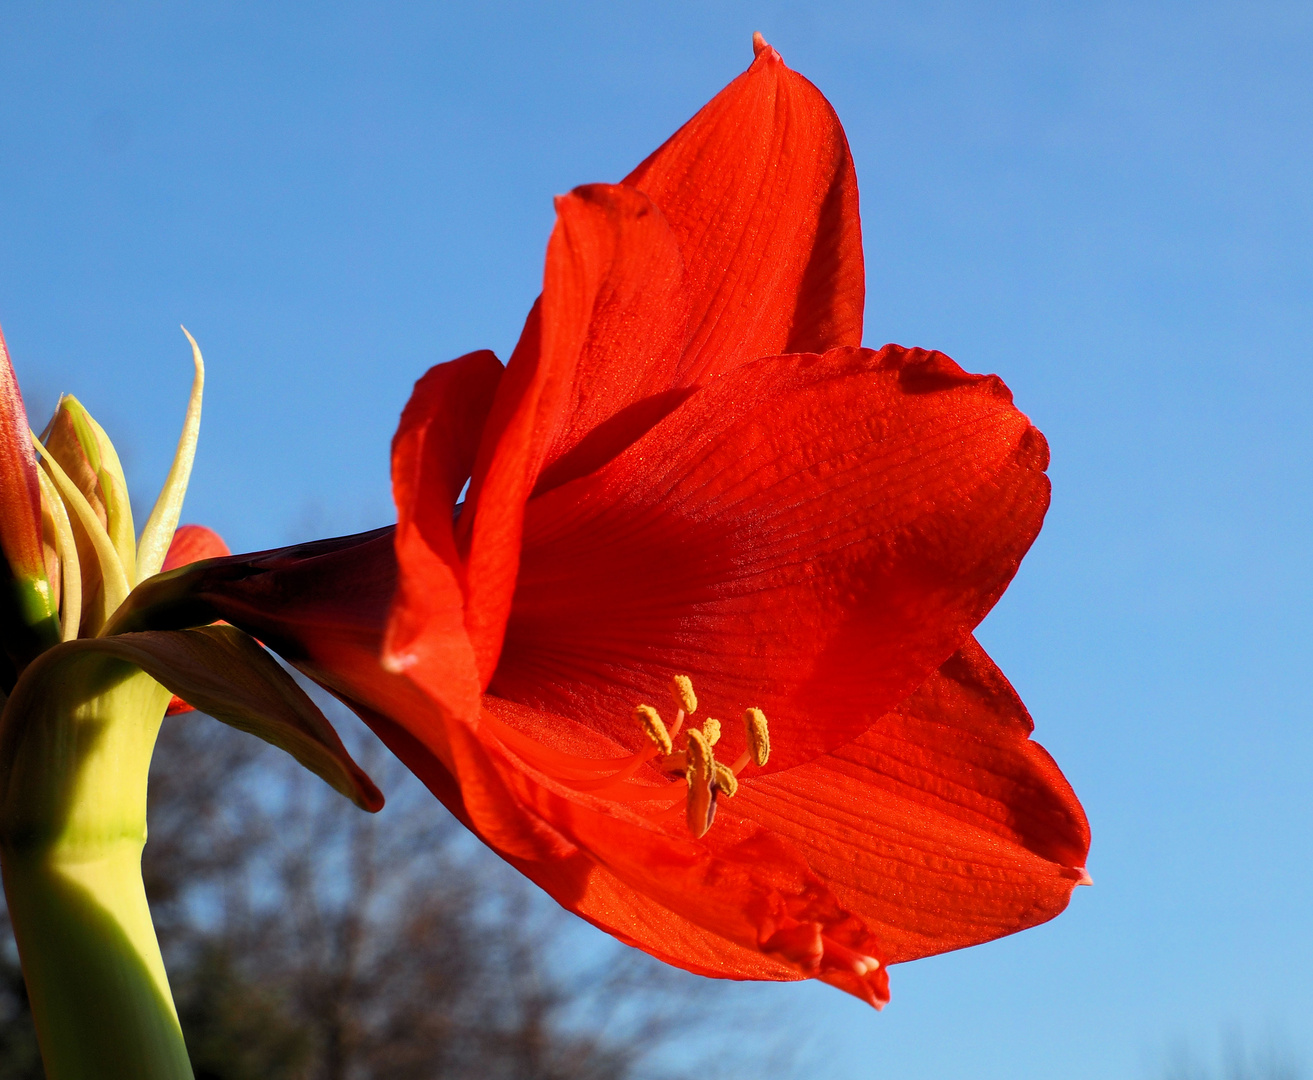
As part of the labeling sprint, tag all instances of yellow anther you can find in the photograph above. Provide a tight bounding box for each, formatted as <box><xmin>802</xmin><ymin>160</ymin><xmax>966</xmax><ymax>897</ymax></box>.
<box><xmin>701</xmin><ymin>717</ymin><xmax>721</xmax><ymax>746</ymax></box>
<box><xmin>684</xmin><ymin>728</ymin><xmax>716</xmax><ymax>838</ymax></box>
<box><xmin>743</xmin><ymin>707</ymin><xmax>770</xmax><ymax>767</ymax></box>
<box><xmin>685</xmin><ymin>727</ymin><xmax>712</xmax><ymax>776</ymax></box>
<box><xmin>670</xmin><ymin>674</ymin><xmax>697</xmax><ymax>715</ymax></box>
<box><xmin>658</xmin><ymin>751</ymin><xmax>687</xmax><ymax>774</ymax></box>
<box><xmin>632</xmin><ymin>704</ymin><xmax>672</xmax><ymax>756</ymax></box>
<box><xmin>712</xmin><ymin>761</ymin><xmax>738</xmax><ymax>797</ymax></box>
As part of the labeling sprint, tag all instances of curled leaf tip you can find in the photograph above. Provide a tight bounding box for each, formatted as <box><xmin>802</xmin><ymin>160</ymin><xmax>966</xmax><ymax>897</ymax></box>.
<box><xmin>136</xmin><ymin>329</ymin><xmax>206</xmax><ymax>582</ymax></box>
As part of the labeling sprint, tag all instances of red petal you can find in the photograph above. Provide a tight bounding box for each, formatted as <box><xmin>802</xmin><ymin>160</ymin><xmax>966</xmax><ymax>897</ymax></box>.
<box><xmin>0</xmin><ymin>324</ymin><xmax>46</xmax><ymax>583</ymax></box>
<box><xmin>362</xmin><ymin>683</ymin><xmax>888</xmax><ymax>1005</ymax></box>
<box><xmin>385</xmin><ymin>350</ymin><xmax>501</xmax><ymax>726</ymax></box>
<box><xmin>161</xmin><ymin>524</ymin><xmax>231</xmax><ymax>572</ymax></box>
<box><xmin>436</xmin><ymin>693</ymin><xmax>891</xmax><ymax>1001</ymax></box>
<box><xmin>493</xmin><ymin>346</ymin><xmax>1050</xmax><ymax>770</ymax></box>
<box><xmin>625</xmin><ymin>43</ymin><xmax>863</xmax><ymax>377</ymax></box>
<box><xmin>160</xmin><ymin>524</ymin><xmax>232</xmax><ymax>711</ymax></box>
<box><xmin>511</xmin><ymin>839</ymin><xmax>889</xmax><ymax>1006</ymax></box>
<box><xmin>457</xmin><ymin>186</ymin><xmax>691</xmax><ymax>683</ymax></box>
<box><xmin>731</xmin><ymin>638</ymin><xmax>1090</xmax><ymax>963</ymax></box>
<box><xmin>504</xmin><ymin>845</ymin><xmax>803</xmax><ymax>980</ymax></box>
<box><xmin>531</xmin><ymin>186</ymin><xmax>692</xmax><ymax>493</ymax></box>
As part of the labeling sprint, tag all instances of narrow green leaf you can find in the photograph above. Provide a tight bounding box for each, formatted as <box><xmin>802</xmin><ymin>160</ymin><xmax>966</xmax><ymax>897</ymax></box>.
<box><xmin>136</xmin><ymin>329</ymin><xmax>204</xmax><ymax>583</ymax></box>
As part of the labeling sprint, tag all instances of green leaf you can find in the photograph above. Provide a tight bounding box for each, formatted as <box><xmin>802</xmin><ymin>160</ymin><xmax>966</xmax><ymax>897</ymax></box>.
<box><xmin>3</xmin><ymin>627</ymin><xmax>382</xmax><ymax>814</ymax></box>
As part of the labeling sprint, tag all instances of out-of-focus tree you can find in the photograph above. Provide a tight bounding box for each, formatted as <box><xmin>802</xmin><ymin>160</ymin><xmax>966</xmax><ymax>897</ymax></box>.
<box><xmin>0</xmin><ymin>703</ymin><xmax>765</xmax><ymax>1080</ymax></box>
<box><xmin>1164</xmin><ymin>1036</ymin><xmax>1306</xmax><ymax>1080</ymax></box>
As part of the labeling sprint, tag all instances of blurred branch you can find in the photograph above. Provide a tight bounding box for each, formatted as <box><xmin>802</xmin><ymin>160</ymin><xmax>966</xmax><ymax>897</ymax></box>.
<box><xmin>1165</xmin><ymin>1033</ymin><xmax>1306</xmax><ymax>1080</ymax></box>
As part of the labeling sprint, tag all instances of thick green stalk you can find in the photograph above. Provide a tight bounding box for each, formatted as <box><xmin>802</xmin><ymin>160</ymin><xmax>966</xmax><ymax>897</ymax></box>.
<box><xmin>0</xmin><ymin>653</ymin><xmax>193</xmax><ymax>1080</ymax></box>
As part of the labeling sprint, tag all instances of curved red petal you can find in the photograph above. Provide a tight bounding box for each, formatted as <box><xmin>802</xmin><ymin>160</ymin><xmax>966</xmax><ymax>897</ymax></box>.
<box><xmin>505</xmin><ymin>846</ymin><xmax>802</xmax><ymax>981</ymax></box>
<box><xmin>161</xmin><ymin>524</ymin><xmax>231</xmax><ymax>572</ymax></box>
<box><xmin>625</xmin><ymin>43</ymin><xmax>863</xmax><ymax>376</ymax></box>
<box><xmin>531</xmin><ymin>185</ymin><xmax>692</xmax><ymax>493</ymax></box>
<box><xmin>492</xmin><ymin>345</ymin><xmax>1050</xmax><ymax>770</ymax></box>
<box><xmin>385</xmin><ymin>349</ymin><xmax>501</xmax><ymax>726</ymax></box>
<box><xmin>731</xmin><ymin>638</ymin><xmax>1089</xmax><ymax>963</ymax></box>
<box><xmin>457</xmin><ymin>185</ymin><xmax>691</xmax><ymax>683</ymax></box>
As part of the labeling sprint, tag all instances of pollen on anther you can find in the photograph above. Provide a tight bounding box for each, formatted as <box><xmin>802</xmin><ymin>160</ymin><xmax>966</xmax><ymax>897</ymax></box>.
<box><xmin>701</xmin><ymin>717</ymin><xmax>721</xmax><ymax>746</ymax></box>
<box><xmin>744</xmin><ymin>708</ymin><xmax>770</xmax><ymax>767</ymax></box>
<box><xmin>670</xmin><ymin>675</ymin><xmax>697</xmax><ymax>715</ymax></box>
<box><xmin>632</xmin><ymin>704</ymin><xmax>672</xmax><ymax>756</ymax></box>
<box><xmin>686</xmin><ymin>727</ymin><xmax>713</xmax><ymax>775</ymax></box>
<box><xmin>712</xmin><ymin>762</ymin><xmax>738</xmax><ymax>797</ymax></box>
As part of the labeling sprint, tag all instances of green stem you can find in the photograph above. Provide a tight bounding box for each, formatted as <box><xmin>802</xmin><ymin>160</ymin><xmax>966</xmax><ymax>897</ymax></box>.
<box><xmin>0</xmin><ymin>655</ymin><xmax>193</xmax><ymax>1080</ymax></box>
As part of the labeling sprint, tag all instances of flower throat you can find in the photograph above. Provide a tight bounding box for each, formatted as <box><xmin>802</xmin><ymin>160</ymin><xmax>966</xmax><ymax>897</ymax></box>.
<box><xmin>480</xmin><ymin>675</ymin><xmax>771</xmax><ymax>838</ymax></box>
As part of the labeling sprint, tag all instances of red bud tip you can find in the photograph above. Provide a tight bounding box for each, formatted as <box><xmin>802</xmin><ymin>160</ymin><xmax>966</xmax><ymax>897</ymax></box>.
<box><xmin>0</xmin><ymin>325</ymin><xmax>48</xmax><ymax>585</ymax></box>
<box><xmin>162</xmin><ymin>524</ymin><xmax>231</xmax><ymax>573</ymax></box>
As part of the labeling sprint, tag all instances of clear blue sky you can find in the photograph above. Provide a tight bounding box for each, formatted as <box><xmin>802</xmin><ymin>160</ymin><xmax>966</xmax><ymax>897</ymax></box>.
<box><xmin>3</xmin><ymin>3</ymin><xmax>1311</xmax><ymax>1077</ymax></box>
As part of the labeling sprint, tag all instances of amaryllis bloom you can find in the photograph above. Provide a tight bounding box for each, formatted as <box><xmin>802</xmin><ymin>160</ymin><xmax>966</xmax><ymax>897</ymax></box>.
<box><xmin>123</xmin><ymin>36</ymin><xmax>1089</xmax><ymax>1008</ymax></box>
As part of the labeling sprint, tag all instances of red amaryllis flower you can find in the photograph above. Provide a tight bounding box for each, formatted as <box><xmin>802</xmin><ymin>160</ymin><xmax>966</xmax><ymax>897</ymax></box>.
<box><xmin>119</xmin><ymin>36</ymin><xmax>1089</xmax><ymax>1008</ymax></box>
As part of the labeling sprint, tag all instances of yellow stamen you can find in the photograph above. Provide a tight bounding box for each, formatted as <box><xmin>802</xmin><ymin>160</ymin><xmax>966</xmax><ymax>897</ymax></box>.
<box><xmin>632</xmin><ymin>704</ymin><xmax>672</xmax><ymax>756</ymax></box>
<box><xmin>684</xmin><ymin>728</ymin><xmax>715</xmax><ymax>838</ymax></box>
<box><xmin>489</xmin><ymin>677</ymin><xmax>773</xmax><ymax>842</ymax></box>
<box><xmin>658</xmin><ymin>751</ymin><xmax>686</xmax><ymax>774</ymax></box>
<box><xmin>670</xmin><ymin>674</ymin><xmax>697</xmax><ymax>715</ymax></box>
<box><xmin>744</xmin><ymin>707</ymin><xmax>770</xmax><ymax>767</ymax></box>
<box><xmin>686</xmin><ymin>728</ymin><xmax>712</xmax><ymax>768</ymax></box>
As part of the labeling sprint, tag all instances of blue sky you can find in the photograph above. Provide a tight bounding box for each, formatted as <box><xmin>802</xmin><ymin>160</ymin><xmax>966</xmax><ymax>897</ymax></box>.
<box><xmin>3</xmin><ymin>3</ymin><xmax>1311</xmax><ymax>1077</ymax></box>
